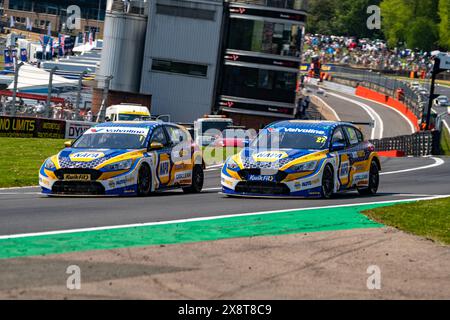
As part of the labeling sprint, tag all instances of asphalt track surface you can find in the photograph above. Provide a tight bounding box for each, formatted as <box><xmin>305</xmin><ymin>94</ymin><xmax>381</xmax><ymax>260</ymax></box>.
<box><xmin>0</xmin><ymin>91</ymin><xmax>448</xmax><ymax>238</ymax></box>
<box><xmin>0</xmin><ymin>156</ymin><xmax>448</xmax><ymax>236</ymax></box>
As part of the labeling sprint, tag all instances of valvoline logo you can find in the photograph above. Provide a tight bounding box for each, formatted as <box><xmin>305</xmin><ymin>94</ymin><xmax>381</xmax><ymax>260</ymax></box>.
<box><xmin>69</xmin><ymin>152</ymin><xmax>105</xmax><ymax>162</ymax></box>
<box><xmin>252</xmin><ymin>151</ymin><xmax>288</xmax><ymax>162</ymax></box>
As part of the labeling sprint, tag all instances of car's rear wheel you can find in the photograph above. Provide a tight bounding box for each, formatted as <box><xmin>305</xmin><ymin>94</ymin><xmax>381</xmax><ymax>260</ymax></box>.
<box><xmin>321</xmin><ymin>165</ymin><xmax>334</xmax><ymax>199</ymax></box>
<box><xmin>137</xmin><ymin>164</ymin><xmax>151</xmax><ymax>196</ymax></box>
<box><xmin>183</xmin><ymin>164</ymin><xmax>204</xmax><ymax>194</ymax></box>
<box><xmin>357</xmin><ymin>161</ymin><xmax>379</xmax><ymax>196</ymax></box>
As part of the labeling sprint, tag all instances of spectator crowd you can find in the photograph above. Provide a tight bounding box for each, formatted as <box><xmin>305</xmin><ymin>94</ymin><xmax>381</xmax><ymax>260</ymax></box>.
<box><xmin>303</xmin><ymin>34</ymin><xmax>435</xmax><ymax>75</ymax></box>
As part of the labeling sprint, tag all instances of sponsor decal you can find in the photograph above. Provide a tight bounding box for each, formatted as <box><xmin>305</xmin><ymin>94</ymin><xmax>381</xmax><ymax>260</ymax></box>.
<box><xmin>85</xmin><ymin>127</ymin><xmax>149</xmax><ymax>136</ymax></box>
<box><xmin>69</xmin><ymin>152</ymin><xmax>104</xmax><ymax>162</ymax></box>
<box><xmin>158</xmin><ymin>159</ymin><xmax>170</xmax><ymax>181</ymax></box>
<box><xmin>340</xmin><ymin>161</ymin><xmax>350</xmax><ymax>177</ymax></box>
<box><xmin>252</xmin><ymin>151</ymin><xmax>288</xmax><ymax>162</ymax></box>
<box><xmin>222</xmin><ymin>178</ymin><xmax>233</xmax><ymax>187</ymax></box>
<box><xmin>280</xmin><ymin>128</ymin><xmax>326</xmax><ymax>135</ymax></box>
<box><xmin>248</xmin><ymin>175</ymin><xmax>274</xmax><ymax>182</ymax></box>
<box><xmin>302</xmin><ymin>181</ymin><xmax>312</xmax><ymax>187</ymax></box>
<box><xmin>175</xmin><ymin>171</ymin><xmax>192</xmax><ymax>180</ymax></box>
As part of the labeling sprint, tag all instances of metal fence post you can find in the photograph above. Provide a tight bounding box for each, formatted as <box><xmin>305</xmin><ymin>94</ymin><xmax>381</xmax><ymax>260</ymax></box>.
<box><xmin>75</xmin><ymin>71</ymin><xmax>88</xmax><ymax>120</ymax></box>
<box><xmin>11</xmin><ymin>60</ymin><xmax>24</xmax><ymax>117</ymax></box>
<box><xmin>46</xmin><ymin>67</ymin><xmax>58</xmax><ymax>119</ymax></box>
<box><xmin>97</xmin><ymin>75</ymin><xmax>113</xmax><ymax>123</ymax></box>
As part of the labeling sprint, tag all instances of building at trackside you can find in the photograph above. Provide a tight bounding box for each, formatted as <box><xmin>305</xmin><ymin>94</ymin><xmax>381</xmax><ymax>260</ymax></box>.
<box><xmin>0</xmin><ymin>0</ymin><xmax>106</xmax><ymax>36</ymax></box>
<box><xmin>217</xmin><ymin>0</ymin><xmax>307</xmax><ymax>127</ymax></box>
<box><xmin>100</xmin><ymin>0</ymin><xmax>308</xmax><ymax>127</ymax></box>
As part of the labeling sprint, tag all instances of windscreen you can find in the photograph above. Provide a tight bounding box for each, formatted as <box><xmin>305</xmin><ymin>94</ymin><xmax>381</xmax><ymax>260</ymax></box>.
<box><xmin>118</xmin><ymin>114</ymin><xmax>148</xmax><ymax>121</ymax></box>
<box><xmin>251</xmin><ymin>128</ymin><xmax>329</xmax><ymax>150</ymax></box>
<box><xmin>72</xmin><ymin>127</ymin><xmax>149</xmax><ymax>149</ymax></box>
<box><xmin>200</xmin><ymin>121</ymin><xmax>233</xmax><ymax>135</ymax></box>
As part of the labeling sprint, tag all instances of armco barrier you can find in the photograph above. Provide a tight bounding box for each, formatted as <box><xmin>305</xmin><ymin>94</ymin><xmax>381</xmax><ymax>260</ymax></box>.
<box><xmin>0</xmin><ymin>116</ymin><xmax>94</xmax><ymax>139</ymax></box>
<box><xmin>370</xmin><ymin>131</ymin><xmax>441</xmax><ymax>156</ymax></box>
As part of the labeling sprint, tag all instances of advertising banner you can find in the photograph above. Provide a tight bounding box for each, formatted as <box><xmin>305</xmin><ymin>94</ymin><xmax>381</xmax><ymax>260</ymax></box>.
<box><xmin>65</xmin><ymin>120</ymin><xmax>95</xmax><ymax>139</ymax></box>
<box><xmin>20</xmin><ymin>48</ymin><xmax>28</xmax><ymax>62</ymax></box>
<box><xmin>0</xmin><ymin>116</ymin><xmax>66</xmax><ymax>139</ymax></box>
<box><xmin>4</xmin><ymin>49</ymin><xmax>12</xmax><ymax>68</ymax></box>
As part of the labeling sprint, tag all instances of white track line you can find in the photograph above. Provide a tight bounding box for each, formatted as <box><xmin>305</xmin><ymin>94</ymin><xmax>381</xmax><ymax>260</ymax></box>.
<box><xmin>380</xmin><ymin>157</ymin><xmax>444</xmax><ymax>175</ymax></box>
<box><xmin>313</xmin><ymin>95</ymin><xmax>341</xmax><ymax>121</ymax></box>
<box><xmin>0</xmin><ymin>185</ymin><xmax>39</xmax><ymax>191</ymax></box>
<box><xmin>326</xmin><ymin>91</ymin><xmax>384</xmax><ymax>139</ymax></box>
<box><xmin>351</xmin><ymin>94</ymin><xmax>416</xmax><ymax>134</ymax></box>
<box><xmin>443</xmin><ymin>118</ymin><xmax>450</xmax><ymax>135</ymax></box>
<box><xmin>0</xmin><ymin>195</ymin><xmax>448</xmax><ymax>240</ymax></box>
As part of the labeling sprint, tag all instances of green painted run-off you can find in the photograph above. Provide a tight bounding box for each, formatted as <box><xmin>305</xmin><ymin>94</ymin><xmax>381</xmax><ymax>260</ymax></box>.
<box><xmin>0</xmin><ymin>203</ymin><xmax>393</xmax><ymax>259</ymax></box>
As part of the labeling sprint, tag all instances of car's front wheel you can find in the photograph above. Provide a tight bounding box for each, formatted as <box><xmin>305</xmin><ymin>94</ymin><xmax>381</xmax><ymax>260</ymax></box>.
<box><xmin>183</xmin><ymin>164</ymin><xmax>204</xmax><ymax>194</ymax></box>
<box><xmin>137</xmin><ymin>164</ymin><xmax>152</xmax><ymax>196</ymax></box>
<box><xmin>321</xmin><ymin>165</ymin><xmax>334</xmax><ymax>199</ymax></box>
<box><xmin>357</xmin><ymin>161</ymin><xmax>379</xmax><ymax>196</ymax></box>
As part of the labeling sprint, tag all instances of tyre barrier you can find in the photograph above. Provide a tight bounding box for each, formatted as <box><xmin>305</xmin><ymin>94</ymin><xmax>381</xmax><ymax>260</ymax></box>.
<box><xmin>369</xmin><ymin>131</ymin><xmax>441</xmax><ymax>156</ymax></box>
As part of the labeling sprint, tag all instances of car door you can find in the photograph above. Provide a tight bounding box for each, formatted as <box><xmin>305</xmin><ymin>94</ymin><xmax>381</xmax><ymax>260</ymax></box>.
<box><xmin>165</xmin><ymin>125</ymin><xmax>193</xmax><ymax>186</ymax></box>
<box><xmin>343</xmin><ymin>125</ymin><xmax>368</xmax><ymax>187</ymax></box>
<box><xmin>330</xmin><ymin>126</ymin><xmax>351</xmax><ymax>189</ymax></box>
<box><xmin>149</xmin><ymin>126</ymin><xmax>172</xmax><ymax>189</ymax></box>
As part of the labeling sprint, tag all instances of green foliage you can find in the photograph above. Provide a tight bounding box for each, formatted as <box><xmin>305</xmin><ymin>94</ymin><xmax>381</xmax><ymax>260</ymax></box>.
<box><xmin>306</xmin><ymin>0</ymin><xmax>448</xmax><ymax>51</ymax></box>
<box><xmin>307</xmin><ymin>0</ymin><xmax>382</xmax><ymax>38</ymax></box>
<box><xmin>438</xmin><ymin>0</ymin><xmax>450</xmax><ymax>49</ymax></box>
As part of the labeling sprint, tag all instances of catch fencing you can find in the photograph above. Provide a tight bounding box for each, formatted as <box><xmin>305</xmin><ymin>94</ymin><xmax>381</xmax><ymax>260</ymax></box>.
<box><xmin>369</xmin><ymin>131</ymin><xmax>440</xmax><ymax>156</ymax></box>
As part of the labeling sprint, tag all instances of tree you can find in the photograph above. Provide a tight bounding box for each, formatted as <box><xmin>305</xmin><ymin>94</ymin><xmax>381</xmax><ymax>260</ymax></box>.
<box><xmin>381</xmin><ymin>0</ymin><xmax>440</xmax><ymax>50</ymax></box>
<box><xmin>438</xmin><ymin>0</ymin><xmax>450</xmax><ymax>50</ymax></box>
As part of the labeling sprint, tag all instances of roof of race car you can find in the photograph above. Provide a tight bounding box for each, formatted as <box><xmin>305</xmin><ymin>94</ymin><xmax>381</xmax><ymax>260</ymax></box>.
<box><xmin>266</xmin><ymin>120</ymin><xmax>351</xmax><ymax>132</ymax></box>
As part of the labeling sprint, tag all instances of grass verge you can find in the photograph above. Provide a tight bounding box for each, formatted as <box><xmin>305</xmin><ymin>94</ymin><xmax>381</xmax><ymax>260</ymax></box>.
<box><xmin>0</xmin><ymin>138</ymin><xmax>65</xmax><ymax>188</ymax></box>
<box><xmin>362</xmin><ymin>198</ymin><xmax>450</xmax><ymax>245</ymax></box>
<box><xmin>440</xmin><ymin>126</ymin><xmax>450</xmax><ymax>156</ymax></box>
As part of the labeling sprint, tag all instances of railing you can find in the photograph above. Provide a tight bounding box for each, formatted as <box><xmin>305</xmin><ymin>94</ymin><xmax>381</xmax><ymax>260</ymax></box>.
<box><xmin>370</xmin><ymin>131</ymin><xmax>440</xmax><ymax>156</ymax></box>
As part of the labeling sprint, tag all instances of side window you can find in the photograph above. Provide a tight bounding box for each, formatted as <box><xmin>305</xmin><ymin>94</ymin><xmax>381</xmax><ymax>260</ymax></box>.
<box><xmin>331</xmin><ymin>127</ymin><xmax>346</xmax><ymax>145</ymax></box>
<box><xmin>150</xmin><ymin>127</ymin><xmax>169</xmax><ymax>146</ymax></box>
<box><xmin>355</xmin><ymin>129</ymin><xmax>364</xmax><ymax>143</ymax></box>
<box><xmin>344</xmin><ymin>126</ymin><xmax>360</xmax><ymax>146</ymax></box>
<box><xmin>166</xmin><ymin>126</ymin><xmax>188</xmax><ymax>145</ymax></box>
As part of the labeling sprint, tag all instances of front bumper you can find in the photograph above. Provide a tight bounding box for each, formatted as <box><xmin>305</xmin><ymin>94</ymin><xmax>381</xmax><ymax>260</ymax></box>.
<box><xmin>221</xmin><ymin>169</ymin><xmax>323</xmax><ymax>198</ymax></box>
<box><xmin>39</xmin><ymin>167</ymin><xmax>138</xmax><ymax>196</ymax></box>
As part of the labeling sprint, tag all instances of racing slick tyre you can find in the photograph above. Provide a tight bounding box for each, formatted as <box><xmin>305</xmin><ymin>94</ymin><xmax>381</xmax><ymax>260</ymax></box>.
<box><xmin>357</xmin><ymin>161</ymin><xmax>379</xmax><ymax>196</ymax></box>
<box><xmin>137</xmin><ymin>164</ymin><xmax>152</xmax><ymax>196</ymax></box>
<box><xmin>183</xmin><ymin>164</ymin><xmax>204</xmax><ymax>194</ymax></box>
<box><xmin>321</xmin><ymin>165</ymin><xmax>334</xmax><ymax>199</ymax></box>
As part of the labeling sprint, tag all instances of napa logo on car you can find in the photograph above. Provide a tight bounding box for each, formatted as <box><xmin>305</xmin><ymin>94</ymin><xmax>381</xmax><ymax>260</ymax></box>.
<box><xmin>69</xmin><ymin>152</ymin><xmax>105</xmax><ymax>162</ymax></box>
<box><xmin>252</xmin><ymin>151</ymin><xmax>288</xmax><ymax>162</ymax></box>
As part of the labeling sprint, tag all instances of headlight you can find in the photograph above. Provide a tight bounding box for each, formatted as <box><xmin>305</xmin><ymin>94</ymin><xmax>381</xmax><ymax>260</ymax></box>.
<box><xmin>44</xmin><ymin>158</ymin><xmax>56</xmax><ymax>170</ymax></box>
<box><xmin>103</xmin><ymin>159</ymin><xmax>133</xmax><ymax>171</ymax></box>
<box><xmin>226</xmin><ymin>158</ymin><xmax>240</xmax><ymax>170</ymax></box>
<box><xmin>289</xmin><ymin>160</ymin><xmax>318</xmax><ymax>172</ymax></box>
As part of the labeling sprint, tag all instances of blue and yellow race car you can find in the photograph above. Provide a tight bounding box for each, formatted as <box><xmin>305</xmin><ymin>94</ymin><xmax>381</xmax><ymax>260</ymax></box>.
<box><xmin>39</xmin><ymin>121</ymin><xmax>204</xmax><ymax>196</ymax></box>
<box><xmin>221</xmin><ymin>121</ymin><xmax>381</xmax><ymax>198</ymax></box>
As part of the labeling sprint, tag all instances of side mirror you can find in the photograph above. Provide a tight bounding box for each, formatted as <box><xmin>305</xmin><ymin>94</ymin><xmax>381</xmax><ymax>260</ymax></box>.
<box><xmin>149</xmin><ymin>142</ymin><xmax>164</xmax><ymax>150</ymax></box>
<box><xmin>64</xmin><ymin>140</ymin><xmax>73</xmax><ymax>148</ymax></box>
<box><xmin>331</xmin><ymin>141</ymin><xmax>346</xmax><ymax>151</ymax></box>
